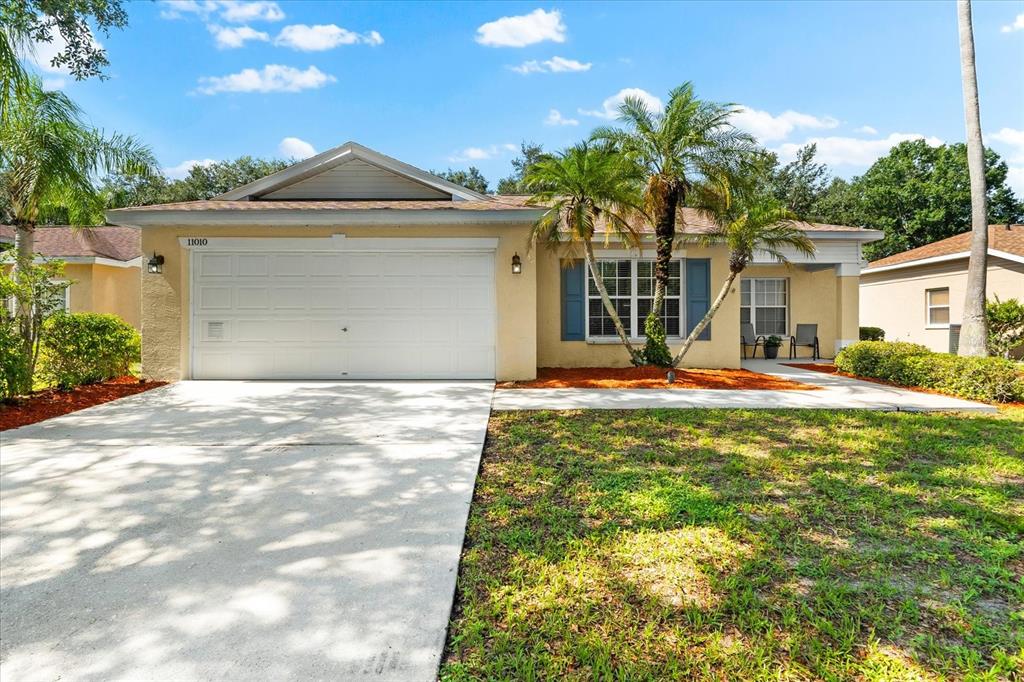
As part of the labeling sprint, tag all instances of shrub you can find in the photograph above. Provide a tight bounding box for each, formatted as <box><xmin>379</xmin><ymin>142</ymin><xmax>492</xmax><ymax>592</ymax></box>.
<box><xmin>39</xmin><ymin>313</ymin><xmax>140</xmax><ymax>389</ymax></box>
<box><xmin>987</xmin><ymin>296</ymin><xmax>1024</xmax><ymax>359</ymax></box>
<box><xmin>642</xmin><ymin>312</ymin><xmax>673</xmax><ymax>367</ymax></box>
<box><xmin>835</xmin><ymin>340</ymin><xmax>1024</xmax><ymax>403</ymax></box>
<box><xmin>859</xmin><ymin>326</ymin><xmax>885</xmax><ymax>341</ymax></box>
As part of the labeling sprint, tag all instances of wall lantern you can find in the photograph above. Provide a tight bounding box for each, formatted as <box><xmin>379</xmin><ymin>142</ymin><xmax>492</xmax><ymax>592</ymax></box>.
<box><xmin>511</xmin><ymin>252</ymin><xmax>522</xmax><ymax>275</ymax></box>
<box><xmin>147</xmin><ymin>253</ymin><xmax>165</xmax><ymax>274</ymax></box>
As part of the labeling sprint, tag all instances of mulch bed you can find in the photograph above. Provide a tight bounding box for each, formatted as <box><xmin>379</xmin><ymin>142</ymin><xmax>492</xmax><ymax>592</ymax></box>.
<box><xmin>0</xmin><ymin>376</ymin><xmax>167</xmax><ymax>431</ymax></box>
<box><xmin>497</xmin><ymin>366</ymin><xmax>818</xmax><ymax>390</ymax></box>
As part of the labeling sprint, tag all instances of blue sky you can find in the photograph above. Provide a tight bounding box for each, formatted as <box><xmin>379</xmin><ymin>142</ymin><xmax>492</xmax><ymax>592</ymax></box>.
<box><xmin>23</xmin><ymin>1</ymin><xmax>1024</xmax><ymax>193</ymax></box>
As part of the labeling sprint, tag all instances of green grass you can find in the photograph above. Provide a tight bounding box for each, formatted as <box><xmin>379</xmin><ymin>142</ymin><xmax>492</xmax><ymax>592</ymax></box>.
<box><xmin>441</xmin><ymin>408</ymin><xmax>1024</xmax><ymax>681</ymax></box>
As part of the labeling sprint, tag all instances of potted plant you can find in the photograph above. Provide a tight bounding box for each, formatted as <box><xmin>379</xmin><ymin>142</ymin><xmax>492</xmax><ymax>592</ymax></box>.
<box><xmin>763</xmin><ymin>335</ymin><xmax>783</xmax><ymax>359</ymax></box>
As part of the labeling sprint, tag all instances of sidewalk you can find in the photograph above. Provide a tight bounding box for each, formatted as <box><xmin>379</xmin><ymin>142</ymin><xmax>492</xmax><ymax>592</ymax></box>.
<box><xmin>490</xmin><ymin>360</ymin><xmax>996</xmax><ymax>412</ymax></box>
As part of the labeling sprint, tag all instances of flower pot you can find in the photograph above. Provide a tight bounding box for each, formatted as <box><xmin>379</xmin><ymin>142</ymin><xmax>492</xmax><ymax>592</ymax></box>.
<box><xmin>764</xmin><ymin>346</ymin><xmax>780</xmax><ymax>359</ymax></box>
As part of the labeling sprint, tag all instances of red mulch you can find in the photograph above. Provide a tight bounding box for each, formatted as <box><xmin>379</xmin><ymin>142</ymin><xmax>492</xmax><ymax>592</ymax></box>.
<box><xmin>0</xmin><ymin>377</ymin><xmax>167</xmax><ymax>431</ymax></box>
<box><xmin>497</xmin><ymin>366</ymin><xmax>817</xmax><ymax>390</ymax></box>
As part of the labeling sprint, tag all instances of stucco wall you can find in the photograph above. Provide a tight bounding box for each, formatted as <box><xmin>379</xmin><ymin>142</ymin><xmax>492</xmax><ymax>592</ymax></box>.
<box><xmin>860</xmin><ymin>257</ymin><xmax>1024</xmax><ymax>351</ymax></box>
<box><xmin>61</xmin><ymin>263</ymin><xmax>141</xmax><ymax>328</ymax></box>
<box><xmin>139</xmin><ymin>224</ymin><xmax>536</xmax><ymax>382</ymax></box>
<box><xmin>63</xmin><ymin>263</ymin><xmax>93</xmax><ymax>314</ymax></box>
<box><xmin>535</xmin><ymin>243</ymin><xmax>742</xmax><ymax>368</ymax></box>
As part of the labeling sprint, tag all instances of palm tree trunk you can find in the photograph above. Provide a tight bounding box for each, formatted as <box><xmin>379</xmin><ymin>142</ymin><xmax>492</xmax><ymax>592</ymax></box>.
<box><xmin>12</xmin><ymin>222</ymin><xmax>35</xmax><ymax>340</ymax></box>
<box><xmin>671</xmin><ymin>269</ymin><xmax>739</xmax><ymax>367</ymax></box>
<box><xmin>582</xmin><ymin>239</ymin><xmax>642</xmax><ymax>365</ymax></box>
<box><xmin>957</xmin><ymin>0</ymin><xmax>989</xmax><ymax>357</ymax></box>
<box><xmin>650</xmin><ymin>185</ymin><xmax>679</xmax><ymax>316</ymax></box>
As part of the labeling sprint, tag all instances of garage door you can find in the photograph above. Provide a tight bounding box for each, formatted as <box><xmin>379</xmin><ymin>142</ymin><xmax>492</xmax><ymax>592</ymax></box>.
<box><xmin>191</xmin><ymin>244</ymin><xmax>496</xmax><ymax>379</ymax></box>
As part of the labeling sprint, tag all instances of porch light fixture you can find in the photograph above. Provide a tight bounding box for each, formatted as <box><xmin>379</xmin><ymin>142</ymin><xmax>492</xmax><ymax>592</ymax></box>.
<box><xmin>511</xmin><ymin>252</ymin><xmax>522</xmax><ymax>274</ymax></box>
<box><xmin>147</xmin><ymin>253</ymin><xmax>164</xmax><ymax>274</ymax></box>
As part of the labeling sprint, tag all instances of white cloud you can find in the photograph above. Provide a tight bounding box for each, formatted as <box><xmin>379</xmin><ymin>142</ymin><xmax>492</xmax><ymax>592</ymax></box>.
<box><xmin>159</xmin><ymin>1</ymin><xmax>283</xmax><ymax>23</ymax></box>
<box><xmin>579</xmin><ymin>87</ymin><xmax>663</xmax><ymax>119</ymax></box>
<box><xmin>278</xmin><ymin>136</ymin><xmax>316</xmax><ymax>159</ymax></box>
<box><xmin>208</xmin><ymin>24</ymin><xmax>269</xmax><ymax>48</ymax></box>
<box><xmin>195</xmin><ymin>64</ymin><xmax>336</xmax><ymax>94</ymax></box>
<box><xmin>274</xmin><ymin>24</ymin><xmax>384</xmax><ymax>51</ymax></box>
<box><xmin>476</xmin><ymin>8</ymin><xmax>566</xmax><ymax>47</ymax></box>
<box><xmin>545</xmin><ymin>109</ymin><xmax>578</xmax><ymax>126</ymax></box>
<box><xmin>775</xmin><ymin>132</ymin><xmax>942</xmax><ymax>167</ymax></box>
<box><xmin>447</xmin><ymin>143</ymin><xmax>517</xmax><ymax>163</ymax></box>
<box><xmin>1000</xmin><ymin>13</ymin><xmax>1024</xmax><ymax>33</ymax></box>
<box><xmin>731</xmin><ymin>106</ymin><xmax>839</xmax><ymax>143</ymax></box>
<box><xmin>511</xmin><ymin>55</ymin><xmax>591</xmax><ymax>75</ymax></box>
<box><xmin>991</xmin><ymin>127</ymin><xmax>1024</xmax><ymax>195</ymax></box>
<box><xmin>165</xmin><ymin>158</ymin><xmax>217</xmax><ymax>179</ymax></box>
<box><xmin>854</xmin><ymin>125</ymin><xmax>878</xmax><ymax>135</ymax></box>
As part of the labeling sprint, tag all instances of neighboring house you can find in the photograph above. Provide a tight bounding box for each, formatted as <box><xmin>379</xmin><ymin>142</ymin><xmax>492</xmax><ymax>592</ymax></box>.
<box><xmin>105</xmin><ymin>141</ymin><xmax>881</xmax><ymax>381</ymax></box>
<box><xmin>861</xmin><ymin>225</ymin><xmax>1024</xmax><ymax>352</ymax></box>
<box><xmin>0</xmin><ymin>225</ymin><xmax>142</xmax><ymax>328</ymax></box>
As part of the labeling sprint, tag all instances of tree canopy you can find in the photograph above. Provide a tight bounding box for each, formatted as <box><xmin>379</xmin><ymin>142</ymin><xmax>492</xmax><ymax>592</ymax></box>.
<box><xmin>497</xmin><ymin>142</ymin><xmax>545</xmax><ymax>194</ymax></box>
<box><xmin>431</xmin><ymin>166</ymin><xmax>489</xmax><ymax>194</ymax></box>
<box><xmin>759</xmin><ymin>140</ymin><xmax>1023</xmax><ymax>260</ymax></box>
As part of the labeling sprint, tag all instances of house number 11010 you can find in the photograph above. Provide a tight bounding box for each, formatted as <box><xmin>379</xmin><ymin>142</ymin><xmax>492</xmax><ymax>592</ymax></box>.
<box><xmin>186</xmin><ymin>238</ymin><xmax>208</xmax><ymax>246</ymax></box>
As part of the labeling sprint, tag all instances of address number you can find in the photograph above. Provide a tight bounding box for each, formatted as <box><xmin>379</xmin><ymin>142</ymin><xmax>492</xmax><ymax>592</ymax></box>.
<box><xmin>186</xmin><ymin>238</ymin><xmax>208</xmax><ymax>247</ymax></box>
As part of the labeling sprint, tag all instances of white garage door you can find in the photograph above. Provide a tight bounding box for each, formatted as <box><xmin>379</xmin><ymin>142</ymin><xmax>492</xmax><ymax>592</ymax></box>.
<box><xmin>190</xmin><ymin>243</ymin><xmax>496</xmax><ymax>380</ymax></box>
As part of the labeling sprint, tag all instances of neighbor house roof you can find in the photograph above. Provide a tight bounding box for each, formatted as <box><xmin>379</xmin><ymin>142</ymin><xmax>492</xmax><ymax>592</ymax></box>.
<box><xmin>865</xmin><ymin>224</ymin><xmax>1024</xmax><ymax>272</ymax></box>
<box><xmin>0</xmin><ymin>225</ymin><xmax>141</xmax><ymax>262</ymax></box>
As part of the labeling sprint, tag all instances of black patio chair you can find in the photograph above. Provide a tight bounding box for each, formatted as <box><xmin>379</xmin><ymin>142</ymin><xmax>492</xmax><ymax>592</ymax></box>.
<box><xmin>741</xmin><ymin>322</ymin><xmax>765</xmax><ymax>359</ymax></box>
<box><xmin>789</xmin><ymin>323</ymin><xmax>820</xmax><ymax>360</ymax></box>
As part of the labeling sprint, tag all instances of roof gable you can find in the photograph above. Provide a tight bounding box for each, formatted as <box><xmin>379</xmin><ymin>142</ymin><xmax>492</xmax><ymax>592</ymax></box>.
<box><xmin>866</xmin><ymin>224</ymin><xmax>1024</xmax><ymax>271</ymax></box>
<box><xmin>216</xmin><ymin>141</ymin><xmax>487</xmax><ymax>202</ymax></box>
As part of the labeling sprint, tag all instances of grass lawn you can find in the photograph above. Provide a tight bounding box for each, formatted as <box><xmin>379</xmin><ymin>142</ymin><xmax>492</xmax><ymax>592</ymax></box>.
<box><xmin>442</xmin><ymin>408</ymin><xmax>1024</xmax><ymax>681</ymax></box>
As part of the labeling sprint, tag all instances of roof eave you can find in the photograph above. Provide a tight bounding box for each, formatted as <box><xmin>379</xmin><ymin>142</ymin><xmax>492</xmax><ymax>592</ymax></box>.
<box><xmin>104</xmin><ymin>207</ymin><xmax>544</xmax><ymax>227</ymax></box>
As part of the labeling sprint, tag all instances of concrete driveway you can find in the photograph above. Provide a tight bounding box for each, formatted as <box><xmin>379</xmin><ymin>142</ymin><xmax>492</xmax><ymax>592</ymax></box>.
<box><xmin>0</xmin><ymin>380</ymin><xmax>494</xmax><ymax>681</ymax></box>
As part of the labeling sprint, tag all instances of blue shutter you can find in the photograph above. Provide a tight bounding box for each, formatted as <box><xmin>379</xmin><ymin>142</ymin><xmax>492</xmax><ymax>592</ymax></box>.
<box><xmin>561</xmin><ymin>260</ymin><xmax>586</xmax><ymax>341</ymax></box>
<box><xmin>685</xmin><ymin>258</ymin><xmax>711</xmax><ymax>341</ymax></box>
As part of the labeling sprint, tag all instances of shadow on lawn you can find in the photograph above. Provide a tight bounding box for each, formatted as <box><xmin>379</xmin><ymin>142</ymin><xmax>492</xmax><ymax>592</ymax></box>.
<box><xmin>444</xmin><ymin>409</ymin><xmax>1023</xmax><ymax>679</ymax></box>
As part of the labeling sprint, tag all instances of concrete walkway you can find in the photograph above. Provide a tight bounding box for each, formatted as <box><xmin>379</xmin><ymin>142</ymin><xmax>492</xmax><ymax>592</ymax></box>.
<box><xmin>1</xmin><ymin>380</ymin><xmax>494</xmax><ymax>682</ymax></box>
<box><xmin>491</xmin><ymin>360</ymin><xmax>996</xmax><ymax>412</ymax></box>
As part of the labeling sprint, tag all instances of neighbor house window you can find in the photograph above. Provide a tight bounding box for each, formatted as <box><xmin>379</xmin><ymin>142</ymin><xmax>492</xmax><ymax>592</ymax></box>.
<box><xmin>587</xmin><ymin>259</ymin><xmax>682</xmax><ymax>338</ymax></box>
<box><xmin>926</xmin><ymin>288</ymin><xmax>950</xmax><ymax>327</ymax></box>
<box><xmin>741</xmin><ymin>278</ymin><xmax>788</xmax><ymax>336</ymax></box>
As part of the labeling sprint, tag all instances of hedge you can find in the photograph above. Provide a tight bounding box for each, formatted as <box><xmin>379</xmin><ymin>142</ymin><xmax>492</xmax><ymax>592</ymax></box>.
<box><xmin>835</xmin><ymin>341</ymin><xmax>1024</xmax><ymax>403</ymax></box>
<box><xmin>39</xmin><ymin>313</ymin><xmax>141</xmax><ymax>389</ymax></box>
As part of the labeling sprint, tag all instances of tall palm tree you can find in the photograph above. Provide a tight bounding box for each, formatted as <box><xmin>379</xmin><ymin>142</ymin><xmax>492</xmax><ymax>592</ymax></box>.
<box><xmin>1</xmin><ymin>23</ymin><xmax>30</xmax><ymax>122</ymax></box>
<box><xmin>524</xmin><ymin>142</ymin><xmax>648</xmax><ymax>365</ymax></box>
<box><xmin>957</xmin><ymin>0</ymin><xmax>989</xmax><ymax>357</ymax></box>
<box><xmin>1</xmin><ymin>76</ymin><xmax>155</xmax><ymax>349</ymax></box>
<box><xmin>672</xmin><ymin>196</ymin><xmax>815</xmax><ymax>366</ymax></box>
<box><xmin>593</xmin><ymin>82</ymin><xmax>758</xmax><ymax>362</ymax></box>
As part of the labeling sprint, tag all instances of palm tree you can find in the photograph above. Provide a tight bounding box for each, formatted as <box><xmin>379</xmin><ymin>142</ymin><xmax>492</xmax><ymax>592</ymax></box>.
<box><xmin>593</xmin><ymin>82</ymin><xmax>758</xmax><ymax>363</ymax></box>
<box><xmin>524</xmin><ymin>142</ymin><xmax>648</xmax><ymax>365</ymax></box>
<box><xmin>956</xmin><ymin>0</ymin><xmax>989</xmax><ymax>357</ymax></box>
<box><xmin>672</xmin><ymin>196</ymin><xmax>814</xmax><ymax>366</ymax></box>
<box><xmin>1</xmin><ymin>23</ymin><xmax>30</xmax><ymax>122</ymax></box>
<box><xmin>1</xmin><ymin>76</ymin><xmax>155</xmax><ymax>377</ymax></box>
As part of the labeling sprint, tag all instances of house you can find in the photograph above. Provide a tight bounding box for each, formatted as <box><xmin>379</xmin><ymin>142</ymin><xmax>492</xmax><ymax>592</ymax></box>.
<box><xmin>0</xmin><ymin>225</ymin><xmax>142</xmax><ymax>328</ymax></box>
<box><xmin>105</xmin><ymin>142</ymin><xmax>881</xmax><ymax>381</ymax></box>
<box><xmin>861</xmin><ymin>224</ymin><xmax>1024</xmax><ymax>352</ymax></box>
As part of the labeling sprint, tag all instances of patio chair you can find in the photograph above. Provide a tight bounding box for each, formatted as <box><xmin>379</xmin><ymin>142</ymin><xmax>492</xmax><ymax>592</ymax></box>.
<box><xmin>741</xmin><ymin>322</ymin><xmax>765</xmax><ymax>359</ymax></box>
<box><xmin>789</xmin><ymin>324</ymin><xmax>820</xmax><ymax>360</ymax></box>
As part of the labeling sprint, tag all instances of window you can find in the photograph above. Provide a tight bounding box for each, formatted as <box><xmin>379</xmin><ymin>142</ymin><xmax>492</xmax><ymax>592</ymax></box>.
<box><xmin>587</xmin><ymin>259</ymin><xmax>681</xmax><ymax>337</ymax></box>
<box><xmin>926</xmin><ymin>288</ymin><xmax>950</xmax><ymax>327</ymax></box>
<box><xmin>741</xmin><ymin>278</ymin><xmax>788</xmax><ymax>336</ymax></box>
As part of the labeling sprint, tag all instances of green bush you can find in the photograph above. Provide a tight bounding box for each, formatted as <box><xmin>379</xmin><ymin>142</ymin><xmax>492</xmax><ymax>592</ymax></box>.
<box><xmin>39</xmin><ymin>313</ymin><xmax>140</xmax><ymax>389</ymax></box>
<box><xmin>987</xmin><ymin>296</ymin><xmax>1024</xmax><ymax>359</ymax></box>
<box><xmin>642</xmin><ymin>312</ymin><xmax>673</xmax><ymax>367</ymax></box>
<box><xmin>859</xmin><ymin>326</ymin><xmax>885</xmax><ymax>341</ymax></box>
<box><xmin>835</xmin><ymin>340</ymin><xmax>1024</xmax><ymax>403</ymax></box>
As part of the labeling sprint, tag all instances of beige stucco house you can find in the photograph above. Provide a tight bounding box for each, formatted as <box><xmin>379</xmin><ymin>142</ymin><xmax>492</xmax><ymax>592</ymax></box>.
<box><xmin>0</xmin><ymin>225</ymin><xmax>142</xmax><ymax>328</ymax></box>
<box><xmin>861</xmin><ymin>225</ymin><xmax>1024</xmax><ymax>352</ymax></box>
<box><xmin>105</xmin><ymin>142</ymin><xmax>880</xmax><ymax>382</ymax></box>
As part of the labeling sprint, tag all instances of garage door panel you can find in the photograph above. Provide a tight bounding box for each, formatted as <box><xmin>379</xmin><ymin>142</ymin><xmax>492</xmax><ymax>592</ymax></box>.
<box><xmin>192</xmin><ymin>247</ymin><xmax>495</xmax><ymax>379</ymax></box>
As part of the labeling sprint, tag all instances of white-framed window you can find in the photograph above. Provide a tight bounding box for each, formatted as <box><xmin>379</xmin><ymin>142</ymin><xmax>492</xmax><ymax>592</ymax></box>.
<box><xmin>741</xmin><ymin>278</ymin><xmax>788</xmax><ymax>336</ymax></box>
<box><xmin>587</xmin><ymin>259</ymin><xmax>682</xmax><ymax>338</ymax></box>
<box><xmin>3</xmin><ymin>281</ymin><xmax>70</xmax><ymax>316</ymax></box>
<box><xmin>926</xmin><ymin>288</ymin><xmax>950</xmax><ymax>327</ymax></box>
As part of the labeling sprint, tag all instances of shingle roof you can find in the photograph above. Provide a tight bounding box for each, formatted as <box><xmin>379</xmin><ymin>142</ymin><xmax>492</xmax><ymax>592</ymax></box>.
<box><xmin>865</xmin><ymin>224</ymin><xmax>1024</xmax><ymax>270</ymax></box>
<box><xmin>0</xmin><ymin>226</ymin><xmax>141</xmax><ymax>261</ymax></box>
<box><xmin>107</xmin><ymin>197</ymin><xmax>871</xmax><ymax>234</ymax></box>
